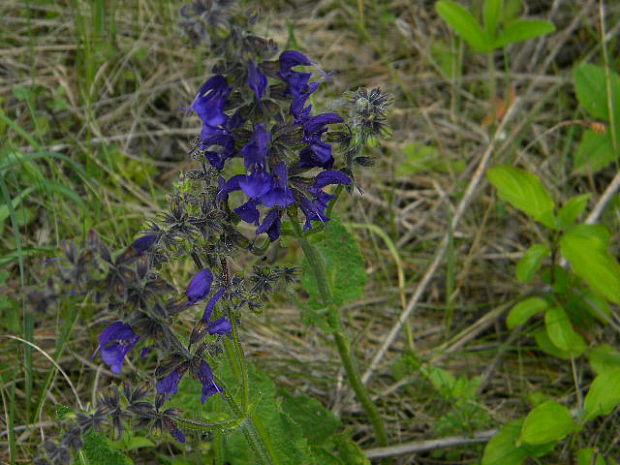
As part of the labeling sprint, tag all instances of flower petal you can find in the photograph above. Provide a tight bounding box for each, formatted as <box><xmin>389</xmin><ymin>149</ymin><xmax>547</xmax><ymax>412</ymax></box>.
<box><xmin>202</xmin><ymin>288</ymin><xmax>226</xmax><ymax>322</ymax></box>
<box><xmin>186</xmin><ymin>269</ymin><xmax>213</xmax><ymax>304</ymax></box>
<box><xmin>256</xmin><ymin>209</ymin><xmax>282</xmax><ymax>241</ymax></box>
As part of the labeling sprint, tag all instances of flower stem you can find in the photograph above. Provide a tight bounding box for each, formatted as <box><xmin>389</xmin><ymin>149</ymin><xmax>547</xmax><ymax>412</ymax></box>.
<box><xmin>292</xmin><ymin>220</ymin><xmax>389</xmax><ymax>448</ymax></box>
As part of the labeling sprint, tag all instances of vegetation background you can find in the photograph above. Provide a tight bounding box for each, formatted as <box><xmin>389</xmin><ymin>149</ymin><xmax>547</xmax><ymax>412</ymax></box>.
<box><xmin>1</xmin><ymin>0</ymin><xmax>619</xmax><ymax>464</ymax></box>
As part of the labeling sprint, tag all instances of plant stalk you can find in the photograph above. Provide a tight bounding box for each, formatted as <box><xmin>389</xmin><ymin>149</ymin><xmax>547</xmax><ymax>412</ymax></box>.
<box><xmin>293</xmin><ymin>221</ymin><xmax>389</xmax><ymax>448</ymax></box>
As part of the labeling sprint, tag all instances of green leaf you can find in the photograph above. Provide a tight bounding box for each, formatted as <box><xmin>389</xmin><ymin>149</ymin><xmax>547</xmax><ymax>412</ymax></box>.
<box><xmin>493</xmin><ymin>19</ymin><xmax>555</xmax><ymax>48</ymax></box>
<box><xmin>573</xmin><ymin>131</ymin><xmax>616</xmax><ymax>175</ymax></box>
<box><xmin>487</xmin><ymin>165</ymin><xmax>556</xmax><ymax>228</ymax></box>
<box><xmin>557</xmin><ymin>194</ymin><xmax>591</xmax><ymax>228</ymax></box>
<box><xmin>561</xmin><ymin>226</ymin><xmax>620</xmax><ymax>304</ymax></box>
<box><xmin>281</xmin><ymin>392</ymin><xmax>341</xmax><ymax>446</ymax></box>
<box><xmin>301</xmin><ymin>218</ymin><xmax>367</xmax><ymax>308</ymax></box>
<box><xmin>483</xmin><ymin>0</ymin><xmax>503</xmax><ymax>37</ymax></box>
<box><xmin>573</xmin><ymin>63</ymin><xmax>620</xmax><ymax>121</ymax></box>
<box><xmin>578</xmin><ymin>448</ymin><xmax>607</xmax><ymax>465</ymax></box>
<box><xmin>516</xmin><ymin>244</ymin><xmax>550</xmax><ymax>283</ymax></box>
<box><xmin>579</xmin><ymin>289</ymin><xmax>613</xmax><ymax>324</ymax></box>
<box><xmin>544</xmin><ymin>306</ymin><xmax>586</xmax><ymax>355</ymax></box>
<box><xmin>520</xmin><ymin>401</ymin><xmax>576</xmax><ymax>445</ymax></box>
<box><xmin>534</xmin><ymin>329</ymin><xmax>571</xmax><ymax>359</ymax></box>
<box><xmin>589</xmin><ymin>345</ymin><xmax>620</xmax><ymax>376</ymax></box>
<box><xmin>584</xmin><ymin>369</ymin><xmax>620</xmax><ymax>421</ymax></box>
<box><xmin>81</xmin><ymin>430</ymin><xmax>133</xmax><ymax>465</ymax></box>
<box><xmin>507</xmin><ymin>297</ymin><xmax>548</xmax><ymax>329</ymax></box>
<box><xmin>481</xmin><ymin>421</ymin><xmax>528</xmax><ymax>465</ymax></box>
<box><xmin>436</xmin><ymin>0</ymin><xmax>491</xmax><ymax>52</ymax></box>
<box><xmin>123</xmin><ymin>436</ymin><xmax>155</xmax><ymax>451</ymax></box>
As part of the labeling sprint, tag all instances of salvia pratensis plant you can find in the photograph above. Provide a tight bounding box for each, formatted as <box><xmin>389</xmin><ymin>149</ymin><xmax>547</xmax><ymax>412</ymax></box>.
<box><xmin>33</xmin><ymin>1</ymin><xmax>392</xmax><ymax>463</ymax></box>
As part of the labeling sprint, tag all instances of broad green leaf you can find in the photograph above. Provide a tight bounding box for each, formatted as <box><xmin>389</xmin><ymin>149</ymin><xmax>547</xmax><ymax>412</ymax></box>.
<box><xmin>487</xmin><ymin>165</ymin><xmax>556</xmax><ymax>228</ymax></box>
<box><xmin>481</xmin><ymin>421</ymin><xmax>529</xmax><ymax>465</ymax></box>
<box><xmin>557</xmin><ymin>194</ymin><xmax>591</xmax><ymax>228</ymax></box>
<box><xmin>561</xmin><ymin>226</ymin><xmax>620</xmax><ymax>304</ymax></box>
<box><xmin>481</xmin><ymin>420</ymin><xmax>555</xmax><ymax>465</ymax></box>
<box><xmin>493</xmin><ymin>19</ymin><xmax>556</xmax><ymax>49</ymax></box>
<box><xmin>436</xmin><ymin>1</ymin><xmax>491</xmax><ymax>52</ymax></box>
<box><xmin>589</xmin><ymin>345</ymin><xmax>620</xmax><ymax>376</ymax></box>
<box><xmin>584</xmin><ymin>369</ymin><xmax>620</xmax><ymax>421</ymax></box>
<box><xmin>507</xmin><ymin>297</ymin><xmax>548</xmax><ymax>329</ymax></box>
<box><xmin>544</xmin><ymin>306</ymin><xmax>586</xmax><ymax>355</ymax></box>
<box><xmin>301</xmin><ymin>218</ymin><xmax>367</xmax><ymax>309</ymax></box>
<box><xmin>573</xmin><ymin>63</ymin><xmax>620</xmax><ymax>122</ymax></box>
<box><xmin>534</xmin><ymin>329</ymin><xmax>571</xmax><ymax>359</ymax></box>
<box><xmin>520</xmin><ymin>401</ymin><xmax>576</xmax><ymax>445</ymax></box>
<box><xmin>516</xmin><ymin>244</ymin><xmax>550</xmax><ymax>283</ymax></box>
<box><xmin>577</xmin><ymin>448</ymin><xmax>607</xmax><ymax>465</ymax></box>
<box><xmin>579</xmin><ymin>289</ymin><xmax>612</xmax><ymax>324</ymax></box>
<box><xmin>483</xmin><ymin>0</ymin><xmax>503</xmax><ymax>37</ymax></box>
<box><xmin>573</xmin><ymin>131</ymin><xmax>616</xmax><ymax>175</ymax></box>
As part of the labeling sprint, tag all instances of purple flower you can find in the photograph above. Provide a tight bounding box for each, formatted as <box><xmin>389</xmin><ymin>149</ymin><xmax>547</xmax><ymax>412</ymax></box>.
<box><xmin>247</xmin><ymin>61</ymin><xmax>267</xmax><ymax>99</ymax></box>
<box><xmin>157</xmin><ymin>369</ymin><xmax>184</xmax><ymax>398</ymax></box>
<box><xmin>202</xmin><ymin>288</ymin><xmax>232</xmax><ymax>335</ymax></box>
<box><xmin>256</xmin><ymin>208</ymin><xmax>283</xmax><ymax>241</ymax></box>
<box><xmin>186</xmin><ymin>269</ymin><xmax>214</xmax><ymax>304</ymax></box>
<box><xmin>239</xmin><ymin>170</ymin><xmax>273</xmax><ymax>198</ymax></box>
<box><xmin>260</xmin><ymin>162</ymin><xmax>295</xmax><ymax>208</ymax></box>
<box><xmin>171</xmin><ymin>428</ymin><xmax>186</xmax><ymax>443</ymax></box>
<box><xmin>98</xmin><ymin>322</ymin><xmax>139</xmax><ymax>374</ymax></box>
<box><xmin>235</xmin><ymin>198</ymin><xmax>261</xmax><ymax>225</ymax></box>
<box><xmin>192</xmin><ymin>75</ymin><xmax>231</xmax><ymax>130</ymax></box>
<box><xmin>299</xmin><ymin>139</ymin><xmax>335</xmax><ymax>168</ymax></box>
<box><xmin>241</xmin><ymin>124</ymin><xmax>271</xmax><ymax>170</ymax></box>
<box><xmin>130</xmin><ymin>235</ymin><xmax>158</xmax><ymax>253</ymax></box>
<box><xmin>196</xmin><ymin>360</ymin><xmax>223</xmax><ymax>404</ymax></box>
<box><xmin>279</xmin><ymin>51</ymin><xmax>313</xmax><ymax>98</ymax></box>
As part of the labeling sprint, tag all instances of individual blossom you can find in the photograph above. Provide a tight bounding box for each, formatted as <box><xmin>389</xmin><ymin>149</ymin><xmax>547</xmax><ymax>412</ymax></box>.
<box><xmin>97</xmin><ymin>322</ymin><xmax>139</xmax><ymax>374</ymax></box>
<box><xmin>186</xmin><ymin>269</ymin><xmax>214</xmax><ymax>304</ymax></box>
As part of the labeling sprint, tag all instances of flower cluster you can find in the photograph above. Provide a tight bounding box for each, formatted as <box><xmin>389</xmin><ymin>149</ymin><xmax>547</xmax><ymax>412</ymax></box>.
<box><xmin>192</xmin><ymin>49</ymin><xmax>353</xmax><ymax>240</ymax></box>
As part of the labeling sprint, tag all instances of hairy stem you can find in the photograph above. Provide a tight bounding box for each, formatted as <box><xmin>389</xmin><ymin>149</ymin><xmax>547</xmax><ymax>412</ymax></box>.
<box><xmin>293</xmin><ymin>220</ymin><xmax>389</xmax><ymax>448</ymax></box>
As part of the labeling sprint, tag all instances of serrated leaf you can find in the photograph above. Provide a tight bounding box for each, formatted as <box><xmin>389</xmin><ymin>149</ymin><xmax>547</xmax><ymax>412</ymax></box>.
<box><xmin>281</xmin><ymin>392</ymin><xmax>341</xmax><ymax>446</ymax></box>
<box><xmin>544</xmin><ymin>306</ymin><xmax>586</xmax><ymax>355</ymax></box>
<box><xmin>483</xmin><ymin>0</ymin><xmax>503</xmax><ymax>37</ymax></box>
<box><xmin>573</xmin><ymin>63</ymin><xmax>620</xmax><ymax>121</ymax></box>
<box><xmin>487</xmin><ymin>165</ymin><xmax>556</xmax><ymax>228</ymax></box>
<box><xmin>493</xmin><ymin>19</ymin><xmax>555</xmax><ymax>48</ymax></box>
<box><xmin>589</xmin><ymin>345</ymin><xmax>620</xmax><ymax>376</ymax></box>
<box><xmin>557</xmin><ymin>194</ymin><xmax>591</xmax><ymax>228</ymax></box>
<box><xmin>561</xmin><ymin>226</ymin><xmax>620</xmax><ymax>304</ymax></box>
<box><xmin>436</xmin><ymin>0</ymin><xmax>491</xmax><ymax>52</ymax></box>
<box><xmin>516</xmin><ymin>244</ymin><xmax>550</xmax><ymax>283</ymax></box>
<box><xmin>507</xmin><ymin>297</ymin><xmax>548</xmax><ymax>329</ymax></box>
<box><xmin>301</xmin><ymin>218</ymin><xmax>367</xmax><ymax>309</ymax></box>
<box><xmin>584</xmin><ymin>369</ymin><xmax>620</xmax><ymax>421</ymax></box>
<box><xmin>82</xmin><ymin>430</ymin><xmax>134</xmax><ymax>465</ymax></box>
<box><xmin>573</xmin><ymin>131</ymin><xmax>616</xmax><ymax>175</ymax></box>
<box><xmin>520</xmin><ymin>401</ymin><xmax>576</xmax><ymax>445</ymax></box>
